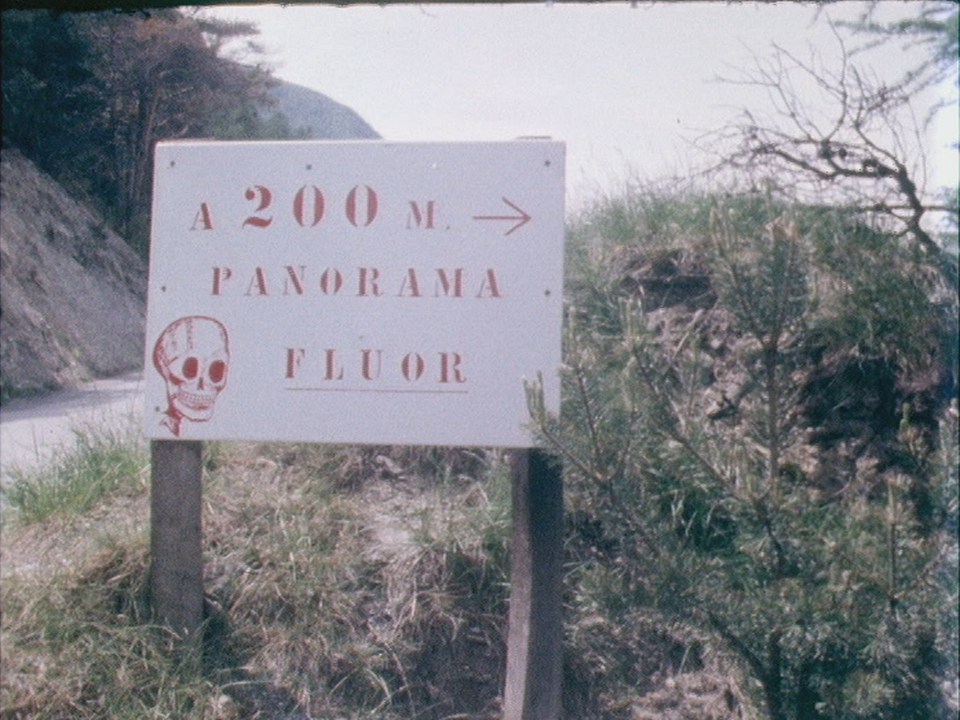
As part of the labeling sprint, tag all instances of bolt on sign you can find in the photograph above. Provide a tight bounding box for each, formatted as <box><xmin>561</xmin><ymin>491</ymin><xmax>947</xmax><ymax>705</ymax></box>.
<box><xmin>144</xmin><ymin>140</ymin><xmax>565</xmax><ymax>447</ymax></box>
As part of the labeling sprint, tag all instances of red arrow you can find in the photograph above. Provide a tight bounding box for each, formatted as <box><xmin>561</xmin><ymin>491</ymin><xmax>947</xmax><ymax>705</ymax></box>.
<box><xmin>472</xmin><ymin>197</ymin><xmax>532</xmax><ymax>236</ymax></box>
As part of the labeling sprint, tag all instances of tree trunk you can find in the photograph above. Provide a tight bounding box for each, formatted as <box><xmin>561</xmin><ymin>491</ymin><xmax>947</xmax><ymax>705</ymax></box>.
<box><xmin>763</xmin><ymin>630</ymin><xmax>787</xmax><ymax>720</ymax></box>
<box><xmin>763</xmin><ymin>344</ymin><xmax>781</xmax><ymax>493</ymax></box>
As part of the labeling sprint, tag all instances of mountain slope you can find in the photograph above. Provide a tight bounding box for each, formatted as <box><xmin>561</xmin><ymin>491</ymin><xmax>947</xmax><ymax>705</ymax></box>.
<box><xmin>0</xmin><ymin>150</ymin><xmax>147</xmax><ymax>398</ymax></box>
<box><xmin>265</xmin><ymin>80</ymin><xmax>380</xmax><ymax>140</ymax></box>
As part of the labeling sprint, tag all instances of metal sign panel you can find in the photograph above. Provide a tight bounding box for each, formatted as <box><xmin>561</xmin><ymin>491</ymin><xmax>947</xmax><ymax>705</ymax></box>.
<box><xmin>143</xmin><ymin>140</ymin><xmax>565</xmax><ymax>447</ymax></box>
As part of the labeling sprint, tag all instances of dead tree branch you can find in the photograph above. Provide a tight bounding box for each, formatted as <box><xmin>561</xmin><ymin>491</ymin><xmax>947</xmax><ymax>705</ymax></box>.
<box><xmin>699</xmin><ymin>36</ymin><xmax>957</xmax><ymax>288</ymax></box>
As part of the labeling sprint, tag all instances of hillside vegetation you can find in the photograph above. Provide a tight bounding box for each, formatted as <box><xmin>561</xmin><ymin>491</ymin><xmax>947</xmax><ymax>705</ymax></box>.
<box><xmin>1</xmin><ymin>8</ymin><xmax>377</xmax><ymax>257</ymax></box>
<box><xmin>1</xmin><ymin>4</ymin><xmax>957</xmax><ymax>720</ymax></box>
<box><xmin>537</xmin><ymin>186</ymin><xmax>958</xmax><ymax>719</ymax></box>
<box><xmin>0</xmin><ymin>8</ymin><xmax>377</xmax><ymax>396</ymax></box>
<box><xmin>2</xmin><ymin>183</ymin><xmax>957</xmax><ymax>719</ymax></box>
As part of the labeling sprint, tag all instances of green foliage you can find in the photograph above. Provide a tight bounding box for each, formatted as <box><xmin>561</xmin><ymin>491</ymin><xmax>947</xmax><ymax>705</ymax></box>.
<box><xmin>570</xmin><ymin>179</ymin><xmax>713</xmax><ymax>250</ymax></box>
<box><xmin>532</xmin><ymin>185</ymin><xmax>958</xmax><ymax>720</ymax></box>
<box><xmin>2</xmin><ymin>441</ymin><xmax>514</xmax><ymax>719</ymax></box>
<box><xmin>709</xmin><ymin>201</ymin><xmax>807</xmax><ymax>350</ymax></box>
<box><xmin>802</xmin><ymin>207</ymin><xmax>950</xmax><ymax>376</ymax></box>
<box><xmin>0</xmin><ymin>543</ymin><xmax>224</xmax><ymax>720</ymax></box>
<box><xmin>0</xmin><ymin>11</ymin><xmax>99</xmax><ymax>176</ymax></box>
<box><xmin>1</xmin><ymin>9</ymin><xmax>299</xmax><ymax>255</ymax></box>
<box><xmin>1</xmin><ymin>417</ymin><xmax>148</xmax><ymax>524</ymax></box>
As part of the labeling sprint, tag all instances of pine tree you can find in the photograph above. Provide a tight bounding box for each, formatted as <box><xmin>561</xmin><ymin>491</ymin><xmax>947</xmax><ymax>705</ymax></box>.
<box><xmin>531</xmin><ymin>189</ymin><xmax>957</xmax><ymax>720</ymax></box>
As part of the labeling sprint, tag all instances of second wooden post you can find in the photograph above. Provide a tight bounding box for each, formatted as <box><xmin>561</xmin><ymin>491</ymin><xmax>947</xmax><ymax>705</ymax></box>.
<box><xmin>503</xmin><ymin>448</ymin><xmax>564</xmax><ymax>720</ymax></box>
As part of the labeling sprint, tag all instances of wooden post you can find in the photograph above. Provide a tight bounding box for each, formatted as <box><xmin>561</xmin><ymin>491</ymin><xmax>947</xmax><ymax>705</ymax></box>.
<box><xmin>149</xmin><ymin>439</ymin><xmax>204</xmax><ymax>642</ymax></box>
<box><xmin>503</xmin><ymin>448</ymin><xmax>564</xmax><ymax>720</ymax></box>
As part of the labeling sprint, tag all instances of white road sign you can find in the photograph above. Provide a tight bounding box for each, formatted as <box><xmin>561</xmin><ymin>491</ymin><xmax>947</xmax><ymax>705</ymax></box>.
<box><xmin>143</xmin><ymin>140</ymin><xmax>565</xmax><ymax>447</ymax></box>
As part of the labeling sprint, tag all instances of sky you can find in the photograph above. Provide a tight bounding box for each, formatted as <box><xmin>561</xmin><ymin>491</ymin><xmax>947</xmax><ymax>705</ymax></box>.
<box><xmin>206</xmin><ymin>1</ymin><xmax>958</xmax><ymax>211</ymax></box>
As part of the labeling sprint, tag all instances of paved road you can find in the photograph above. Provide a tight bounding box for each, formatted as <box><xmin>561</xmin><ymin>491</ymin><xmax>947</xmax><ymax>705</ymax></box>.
<box><xmin>0</xmin><ymin>371</ymin><xmax>145</xmax><ymax>478</ymax></box>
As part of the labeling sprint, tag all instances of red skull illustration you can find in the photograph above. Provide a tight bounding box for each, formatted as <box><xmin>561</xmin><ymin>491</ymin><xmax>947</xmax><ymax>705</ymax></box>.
<box><xmin>153</xmin><ymin>316</ymin><xmax>230</xmax><ymax>436</ymax></box>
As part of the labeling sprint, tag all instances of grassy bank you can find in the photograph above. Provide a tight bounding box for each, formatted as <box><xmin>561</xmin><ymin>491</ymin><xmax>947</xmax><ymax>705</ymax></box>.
<box><xmin>1</xmin><ymin>418</ymin><xmax>148</xmax><ymax>523</ymax></box>
<box><xmin>10</xmin><ymin>185</ymin><xmax>953</xmax><ymax>719</ymax></box>
<box><xmin>1</xmin><ymin>435</ymin><xmax>508</xmax><ymax>718</ymax></box>
<box><xmin>0</xmin><ymin>416</ymin><xmax>745</xmax><ymax>719</ymax></box>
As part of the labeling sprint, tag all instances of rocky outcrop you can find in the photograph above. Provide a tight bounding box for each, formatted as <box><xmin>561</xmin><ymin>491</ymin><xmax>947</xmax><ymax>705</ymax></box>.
<box><xmin>0</xmin><ymin>149</ymin><xmax>147</xmax><ymax>397</ymax></box>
